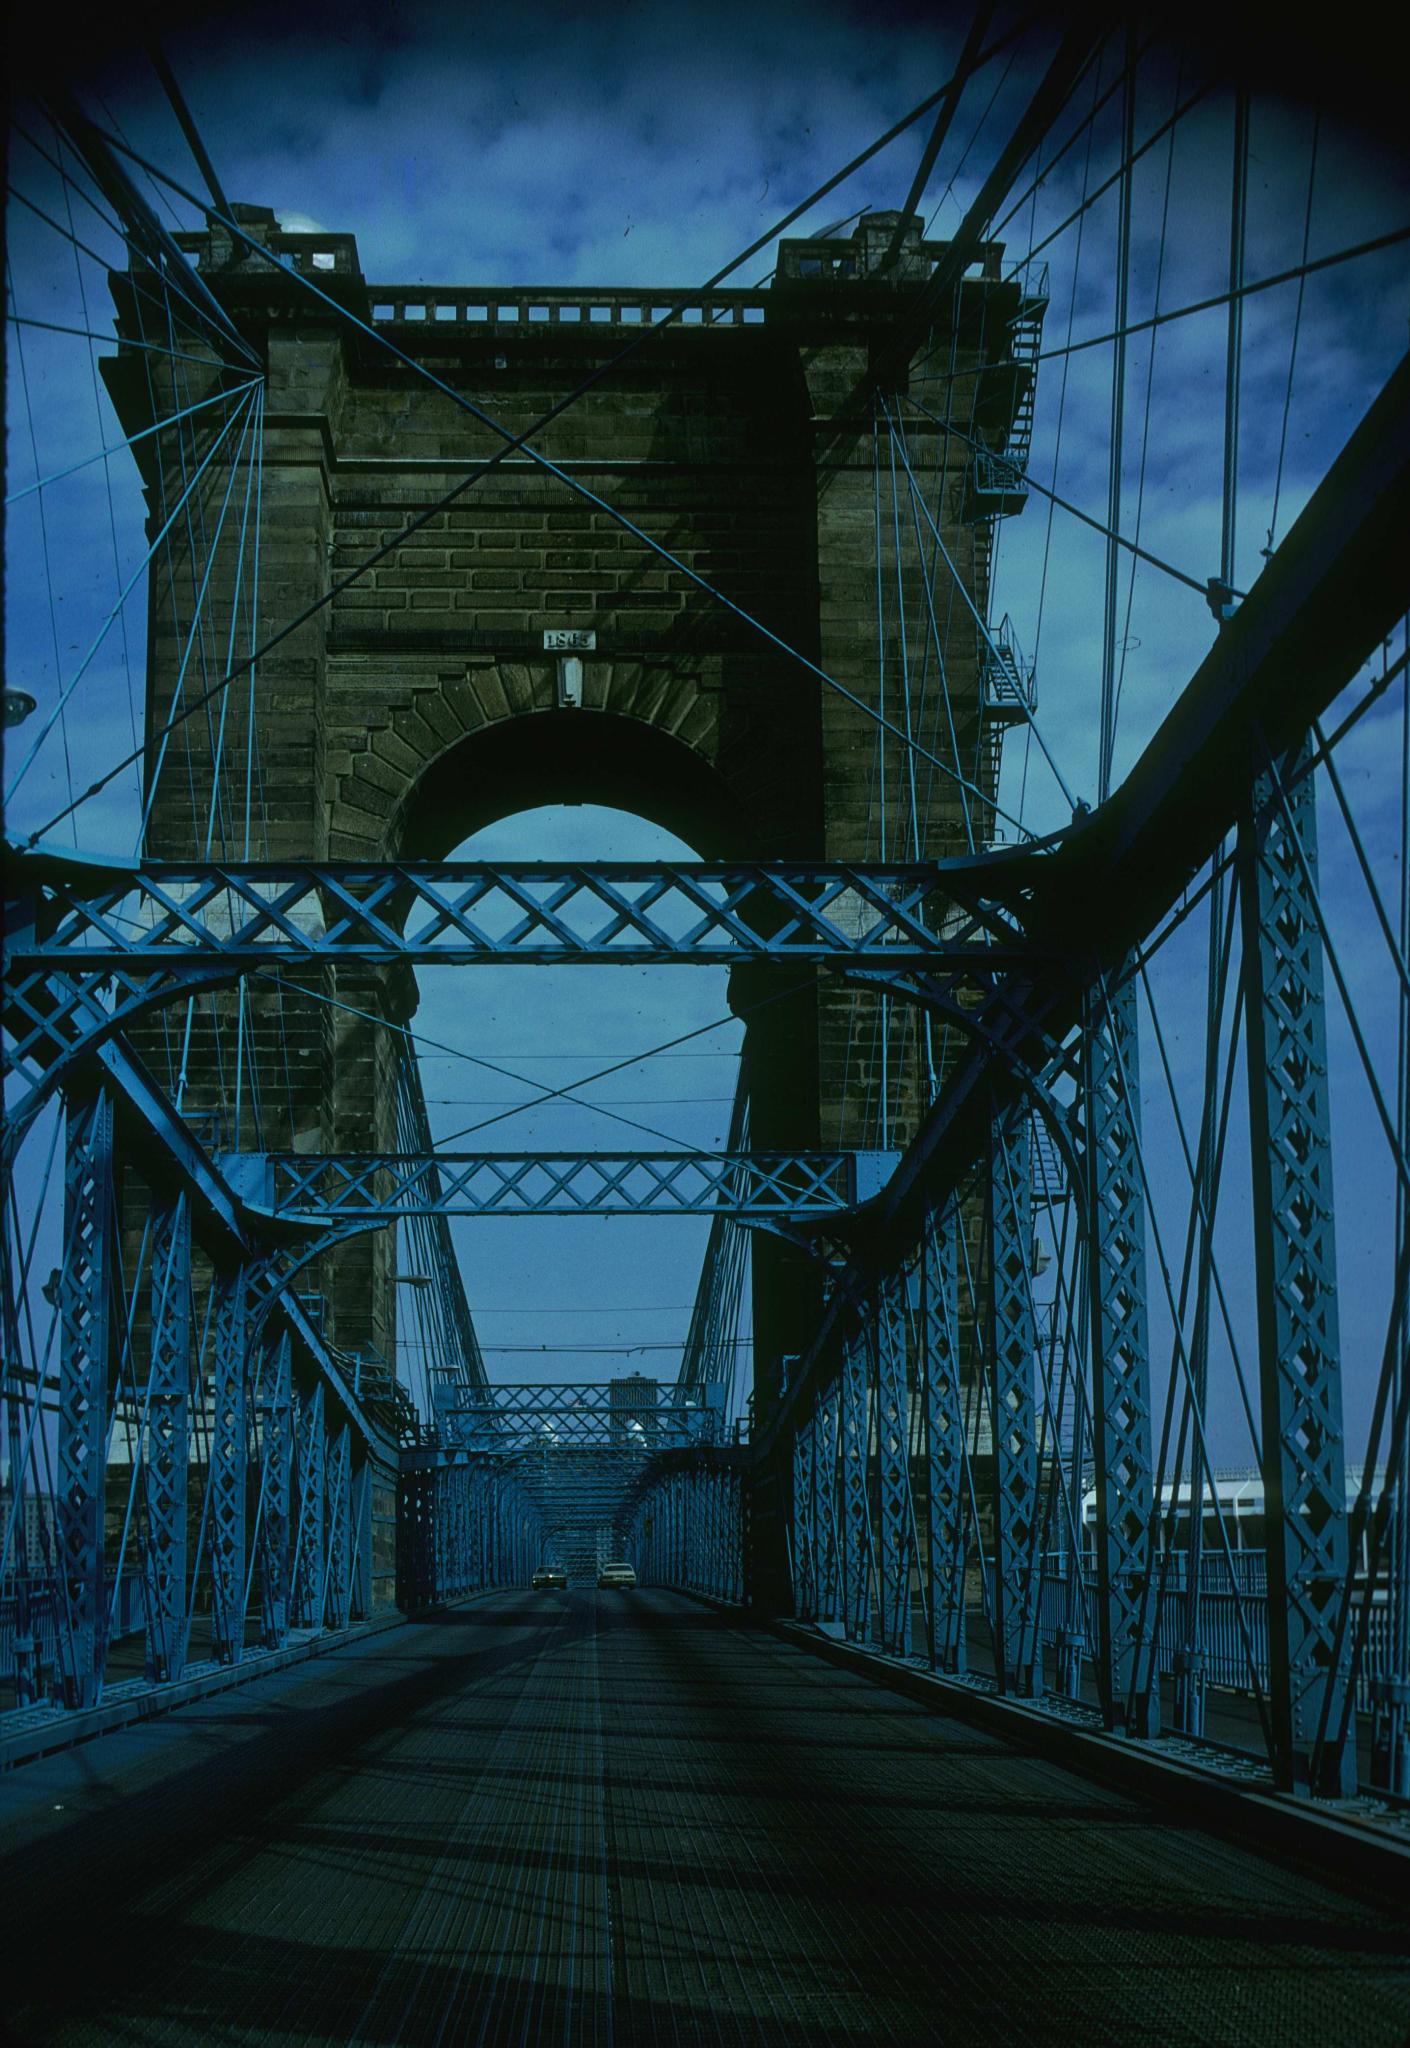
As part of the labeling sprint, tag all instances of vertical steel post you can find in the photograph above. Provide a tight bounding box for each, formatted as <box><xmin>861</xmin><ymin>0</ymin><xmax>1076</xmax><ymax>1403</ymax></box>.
<box><xmin>257</xmin><ymin>1330</ymin><xmax>293</xmax><ymax>1647</ymax></box>
<box><xmin>814</xmin><ymin>1378</ymin><xmax>842</xmax><ymax>1622</ymax></box>
<box><xmin>792</xmin><ymin>1411</ymin><xmax>817</xmax><ymax>1618</ymax></box>
<box><xmin>349</xmin><ymin>1455</ymin><xmax>372</xmax><ymax>1620</ymax></box>
<box><xmin>989</xmin><ymin>1116</ymin><xmax>1041</xmax><ymax>1696</ymax></box>
<box><xmin>840</xmin><ymin>1324</ymin><xmax>872</xmax><ymax>1640</ymax></box>
<box><xmin>57</xmin><ymin>1086</ymin><xmax>116</xmax><ymax>1709</ymax></box>
<box><xmin>209</xmin><ymin>1264</ymin><xmax>248</xmax><ymax>1664</ymax></box>
<box><xmin>325</xmin><ymin>1420</ymin><xmax>352</xmax><ymax>1628</ymax></box>
<box><xmin>1239</xmin><ymin>743</ymin><xmax>1355</xmax><ymax>1797</ymax></box>
<box><xmin>876</xmin><ymin>1268</ymin><xmax>914</xmax><ymax>1656</ymax></box>
<box><xmin>144</xmin><ymin>1191</ymin><xmax>191</xmax><ymax>1682</ymax></box>
<box><xmin>2</xmin><ymin>1199</ymin><xmax>36</xmax><ymax>1706</ymax></box>
<box><xmin>293</xmin><ymin>1379</ymin><xmax>326</xmax><ymax>1626</ymax></box>
<box><xmin>1085</xmin><ymin>976</ymin><xmax>1159</xmax><ymax>1735</ymax></box>
<box><xmin>924</xmin><ymin>1207</ymin><xmax>967</xmax><ymax>1673</ymax></box>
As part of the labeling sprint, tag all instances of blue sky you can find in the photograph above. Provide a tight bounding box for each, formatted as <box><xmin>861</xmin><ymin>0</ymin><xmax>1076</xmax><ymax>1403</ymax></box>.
<box><xmin>5</xmin><ymin>3</ymin><xmax>1408</xmax><ymax>1468</ymax></box>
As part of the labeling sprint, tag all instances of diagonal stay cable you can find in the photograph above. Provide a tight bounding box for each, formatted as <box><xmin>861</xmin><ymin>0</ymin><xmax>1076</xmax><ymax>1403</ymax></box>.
<box><xmin>433</xmin><ymin>975</ymin><xmax>814</xmax><ymax>1149</ymax></box>
<box><xmin>904</xmin><ymin>394</ymin><xmax>1230</xmax><ymax>599</ymax></box>
<box><xmin>254</xmin><ymin>972</ymin><xmax>690</xmax><ymax>1150</ymax></box>
<box><xmin>1039</xmin><ymin>226</ymin><xmax>1410</xmax><ymax>362</ymax></box>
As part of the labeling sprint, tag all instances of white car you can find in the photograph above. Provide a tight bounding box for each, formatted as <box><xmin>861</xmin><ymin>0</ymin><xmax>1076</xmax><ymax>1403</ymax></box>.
<box><xmin>596</xmin><ymin>1560</ymin><xmax>637</xmax><ymax>1589</ymax></box>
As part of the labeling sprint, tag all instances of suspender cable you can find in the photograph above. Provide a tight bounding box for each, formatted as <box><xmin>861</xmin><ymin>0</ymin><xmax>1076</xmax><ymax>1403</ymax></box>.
<box><xmin>878</xmin><ymin>0</ymin><xmax>997</xmax><ymax>271</ymax></box>
<box><xmin>1098</xmin><ymin>25</ymin><xmax>1135</xmax><ymax>803</ymax></box>
<box><xmin>144</xmin><ymin>40</ymin><xmax>234</xmax><ymax>219</ymax></box>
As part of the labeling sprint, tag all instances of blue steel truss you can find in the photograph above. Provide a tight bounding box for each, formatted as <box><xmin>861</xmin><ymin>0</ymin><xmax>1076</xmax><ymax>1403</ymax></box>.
<box><xmin>257</xmin><ymin>1331</ymin><xmax>294</xmax><ymax>1649</ymax></box>
<box><xmin>5</xmin><ymin>851</ymin><xmax>1032</xmax><ymax>974</ymax></box>
<box><xmin>1084</xmin><ymin>970</ymin><xmax>1158</xmax><ymax>1735</ymax></box>
<box><xmin>209</xmin><ymin>1265</ymin><xmax>249</xmax><ymax>1664</ymax></box>
<box><xmin>243</xmin><ymin>1148</ymin><xmax>869</xmax><ymax>1223</ymax></box>
<box><xmin>792</xmin><ymin>1415</ymin><xmax>817</xmax><ymax>1621</ymax></box>
<box><xmin>813</xmin><ymin>1378</ymin><xmax>842</xmax><ymax>1625</ymax></box>
<box><xmin>840</xmin><ymin>1327</ymin><xmax>873</xmax><ymax>1643</ymax></box>
<box><xmin>988</xmin><ymin>1117</ymin><xmax>1041</xmax><ymax>1698</ymax></box>
<box><xmin>626</xmin><ymin>1456</ymin><xmax>746</xmax><ymax>1604</ymax></box>
<box><xmin>923</xmin><ymin>1210</ymin><xmax>967</xmax><ymax>1674</ymax></box>
<box><xmin>56</xmin><ymin>1087</ymin><xmax>116</xmax><ymax>1709</ymax></box>
<box><xmin>143</xmin><ymin>1192</ymin><xmax>191</xmax><ymax>1682</ymax></box>
<box><xmin>292</xmin><ymin>1381</ymin><xmax>327</xmax><ymax>1630</ymax></box>
<box><xmin>3</xmin><ymin>117</ymin><xmax>1407</xmax><ymax>1828</ymax></box>
<box><xmin>874</xmin><ymin>1268</ymin><xmax>915</xmax><ymax>1658</ymax></box>
<box><xmin>1238</xmin><ymin>745</ymin><xmax>1355</xmax><ymax>1798</ymax></box>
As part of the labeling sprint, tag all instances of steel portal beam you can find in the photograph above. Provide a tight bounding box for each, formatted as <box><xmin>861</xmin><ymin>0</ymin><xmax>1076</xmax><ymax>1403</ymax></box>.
<box><xmin>436</xmin><ymin>1380</ymin><xmax>725</xmax><ymax>1454</ymax></box>
<box><xmin>239</xmin><ymin>1148</ymin><xmax>869</xmax><ymax>1222</ymax></box>
<box><xmin>5</xmin><ymin>853</ymin><xmax>1035</xmax><ymax>974</ymax></box>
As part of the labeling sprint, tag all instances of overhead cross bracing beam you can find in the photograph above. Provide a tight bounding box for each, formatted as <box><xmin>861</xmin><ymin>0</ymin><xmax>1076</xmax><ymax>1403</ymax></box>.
<box><xmin>436</xmin><ymin>1381</ymin><xmax>725</xmax><ymax>1454</ymax></box>
<box><xmin>236</xmin><ymin>1149</ymin><xmax>880</xmax><ymax>1223</ymax></box>
<box><xmin>5</xmin><ymin>853</ymin><xmax>1038</xmax><ymax>976</ymax></box>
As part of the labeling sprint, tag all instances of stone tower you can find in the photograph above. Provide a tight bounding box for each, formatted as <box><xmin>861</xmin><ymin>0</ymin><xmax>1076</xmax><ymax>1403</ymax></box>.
<box><xmin>106</xmin><ymin>204</ymin><xmax>1041</xmax><ymax>1457</ymax></box>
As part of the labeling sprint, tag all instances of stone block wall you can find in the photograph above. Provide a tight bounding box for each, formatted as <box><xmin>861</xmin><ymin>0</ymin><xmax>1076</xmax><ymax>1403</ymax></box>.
<box><xmin>108</xmin><ymin>207</ymin><xmax>1030</xmax><ymax>1412</ymax></box>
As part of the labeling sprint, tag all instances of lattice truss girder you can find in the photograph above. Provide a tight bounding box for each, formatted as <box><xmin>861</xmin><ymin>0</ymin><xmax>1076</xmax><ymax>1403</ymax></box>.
<box><xmin>437</xmin><ymin>1380</ymin><xmax>727</xmax><ymax>1454</ymax></box>
<box><xmin>407</xmin><ymin>1459</ymin><xmax>544</xmax><ymax>1603</ymax></box>
<box><xmin>208</xmin><ymin>1265</ymin><xmax>249</xmax><ymax>1663</ymax></box>
<box><xmin>6</xmin><ymin>854</ymin><xmax>1033</xmax><ymax>975</ymax></box>
<box><xmin>840</xmin><ymin>1327</ymin><xmax>873</xmax><ymax>1642</ymax></box>
<box><xmin>813</xmin><ymin>1379</ymin><xmax>842</xmax><ymax>1624</ymax></box>
<box><xmin>792</xmin><ymin>1413</ymin><xmax>818</xmax><ymax>1620</ymax></box>
<box><xmin>875</xmin><ymin>1266</ymin><xmax>916</xmax><ymax>1658</ymax></box>
<box><xmin>923</xmin><ymin>1208</ymin><xmax>967</xmax><ymax>1674</ymax></box>
<box><xmin>989</xmin><ymin>1115</ymin><xmax>1041</xmax><ymax>1697</ymax></box>
<box><xmin>628</xmin><ymin>1463</ymin><xmax>745</xmax><ymax>1603</ymax></box>
<box><xmin>292</xmin><ymin>1380</ymin><xmax>327</xmax><ymax>1629</ymax></box>
<box><xmin>144</xmin><ymin>1193</ymin><xmax>192</xmax><ymax>1682</ymax></box>
<box><xmin>1239</xmin><ymin>745</ymin><xmax>1355</xmax><ymax>1796</ymax></box>
<box><xmin>1084</xmin><ymin>970</ymin><xmax>1157</xmax><ymax>1731</ymax></box>
<box><xmin>258</xmin><ymin>1149</ymin><xmax>860</xmax><ymax>1220</ymax></box>
<box><xmin>56</xmin><ymin>1087</ymin><xmax>116</xmax><ymax>1708</ymax></box>
<box><xmin>325</xmin><ymin>1423</ymin><xmax>353</xmax><ymax>1631</ymax></box>
<box><xmin>257</xmin><ymin>1332</ymin><xmax>294</xmax><ymax>1649</ymax></box>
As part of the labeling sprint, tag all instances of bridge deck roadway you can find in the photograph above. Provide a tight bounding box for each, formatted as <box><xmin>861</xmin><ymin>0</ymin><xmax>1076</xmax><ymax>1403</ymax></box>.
<box><xmin>1</xmin><ymin>1591</ymin><xmax>1406</xmax><ymax>2046</ymax></box>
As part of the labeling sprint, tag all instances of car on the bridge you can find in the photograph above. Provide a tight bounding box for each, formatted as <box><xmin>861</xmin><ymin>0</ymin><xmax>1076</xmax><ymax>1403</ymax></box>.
<box><xmin>531</xmin><ymin>1566</ymin><xmax>568</xmax><ymax>1590</ymax></box>
<box><xmin>596</xmin><ymin>1560</ymin><xmax>637</xmax><ymax>1589</ymax></box>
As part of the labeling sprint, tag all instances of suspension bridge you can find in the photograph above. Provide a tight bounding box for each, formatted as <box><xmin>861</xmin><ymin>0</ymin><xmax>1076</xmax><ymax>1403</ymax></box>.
<box><xmin>3</xmin><ymin>12</ymin><xmax>1409</xmax><ymax>2043</ymax></box>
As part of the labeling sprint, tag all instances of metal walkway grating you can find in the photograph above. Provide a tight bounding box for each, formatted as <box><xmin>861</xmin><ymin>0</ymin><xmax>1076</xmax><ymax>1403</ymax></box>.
<box><xmin>2</xmin><ymin>1591</ymin><xmax>1406</xmax><ymax>2044</ymax></box>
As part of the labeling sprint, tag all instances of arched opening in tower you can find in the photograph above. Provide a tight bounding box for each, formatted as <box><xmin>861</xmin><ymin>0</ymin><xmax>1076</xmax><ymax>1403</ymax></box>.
<box><xmin>402</xmin><ymin>800</ymin><xmax>751</xmax><ymax>1576</ymax></box>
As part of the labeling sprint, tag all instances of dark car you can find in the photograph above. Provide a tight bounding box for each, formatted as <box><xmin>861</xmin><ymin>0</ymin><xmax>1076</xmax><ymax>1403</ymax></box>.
<box><xmin>531</xmin><ymin>1566</ymin><xmax>568</xmax><ymax>1590</ymax></box>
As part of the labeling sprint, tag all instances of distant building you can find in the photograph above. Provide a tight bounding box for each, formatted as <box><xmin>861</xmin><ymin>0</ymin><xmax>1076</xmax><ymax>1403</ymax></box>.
<box><xmin>609</xmin><ymin>1374</ymin><xmax>659</xmax><ymax>1445</ymax></box>
<box><xmin>0</xmin><ymin>1485</ymin><xmax>58</xmax><ymax>1571</ymax></box>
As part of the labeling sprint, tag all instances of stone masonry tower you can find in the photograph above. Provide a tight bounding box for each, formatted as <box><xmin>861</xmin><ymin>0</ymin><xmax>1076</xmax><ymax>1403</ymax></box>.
<box><xmin>106</xmin><ymin>206</ymin><xmax>1042</xmax><ymax>1435</ymax></box>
